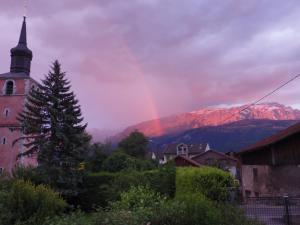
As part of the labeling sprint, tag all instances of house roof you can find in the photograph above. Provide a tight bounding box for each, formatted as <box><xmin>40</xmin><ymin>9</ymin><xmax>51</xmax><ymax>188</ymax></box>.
<box><xmin>174</xmin><ymin>155</ymin><xmax>202</xmax><ymax>167</ymax></box>
<box><xmin>164</xmin><ymin>143</ymin><xmax>208</xmax><ymax>155</ymax></box>
<box><xmin>192</xmin><ymin>149</ymin><xmax>238</xmax><ymax>162</ymax></box>
<box><xmin>239</xmin><ymin>122</ymin><xmax>300</xmax><ymax>155</ymax></box>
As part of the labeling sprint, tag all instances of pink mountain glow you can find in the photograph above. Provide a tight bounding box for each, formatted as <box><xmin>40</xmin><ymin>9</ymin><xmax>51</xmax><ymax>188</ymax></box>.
<box><xmin>115</xmin><ymin>103</ymin><xmax>300</xmax><ymax>138</ymax></box>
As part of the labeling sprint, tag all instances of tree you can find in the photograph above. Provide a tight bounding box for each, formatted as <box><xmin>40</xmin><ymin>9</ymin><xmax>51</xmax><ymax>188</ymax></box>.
<box><xmin>85</xmin><ymin>143</ymin><xmax>110</xmax><ymax>172</ymax></box>
<box><xmin>118</xmin><ymin>131</ymin><xmax>148</xmax><ymax>158</ymax></box>
<box><xmin>17</xmin><ymin>60</ymin><xmax>90</xmax><ymax>198</ymax></box>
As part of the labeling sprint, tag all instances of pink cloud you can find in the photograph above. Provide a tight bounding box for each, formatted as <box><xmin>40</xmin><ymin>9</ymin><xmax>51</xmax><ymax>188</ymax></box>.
<box><xmin>0</xmin><ymin>0</ymin><xmax>300</xmax><ymax>130</ymax></box>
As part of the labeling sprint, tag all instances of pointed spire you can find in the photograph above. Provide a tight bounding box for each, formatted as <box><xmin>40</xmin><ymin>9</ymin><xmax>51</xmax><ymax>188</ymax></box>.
<box><xmin>18</xmin><ymin>16</ymin><xmax>27</xmax><ymax>46</ymax></box>
<box><xmin>10</xmin><ymin>17</ymin><xmax>33</xmax><ymax>75</ymax></box>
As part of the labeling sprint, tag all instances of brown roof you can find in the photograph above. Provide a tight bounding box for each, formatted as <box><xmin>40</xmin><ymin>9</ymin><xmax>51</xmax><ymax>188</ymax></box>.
<box><xmin>174</xmin><ymin>155</ymin><xmax>202</xmax><ymax>167</ymax></box>
<box><xmin>164</xmin><ymin>143</ymin><xmax>208</xmax><ymax>155</ymax></box>
<box><xmin>239</xmin><ymin>122</ymin><xmax>300</xmax><ymax>155</ymax></box>
<box><xmin>192</xmin><ymin>149</ymin><xmax>238</xmax><ymax>162</ymax></box>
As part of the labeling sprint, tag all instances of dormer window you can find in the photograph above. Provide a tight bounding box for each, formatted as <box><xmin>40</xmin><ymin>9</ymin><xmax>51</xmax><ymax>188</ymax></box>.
<box><xmin>177</xmin><ymin>143</ymin><xmax>188</xmax><ymax>156</ymax></box>
<box><xmin>4</xmin><ymin>80</ymin><xmax>14</xmax><ymax>95</ymax></box>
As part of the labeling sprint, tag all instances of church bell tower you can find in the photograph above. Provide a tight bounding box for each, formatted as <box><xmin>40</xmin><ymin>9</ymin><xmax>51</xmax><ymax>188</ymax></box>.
<box><xmin>0</xmin><ymin>17</ymin><xmax>38</xmax><ymax>172</ymax></box>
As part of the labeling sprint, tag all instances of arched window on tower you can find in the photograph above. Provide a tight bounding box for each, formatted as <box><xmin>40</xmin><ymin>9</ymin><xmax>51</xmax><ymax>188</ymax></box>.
<box><xmin>5</xmin><ymin>81</ymin><xmax>14</xmax><ymax>95</ymax></box>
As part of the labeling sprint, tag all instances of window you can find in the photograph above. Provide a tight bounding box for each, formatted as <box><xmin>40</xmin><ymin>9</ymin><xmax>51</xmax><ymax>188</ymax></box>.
<box><xmin>2</xmin><ymin>137</ymin><xmax>6</xmax><ymax>145</ymax></box>
<box><xmin>253</xmin><ymin>168</ymin><xmax>258</xmax><ymax>182</ymax></box>
<box><xmin>5</xmin><ymin>81</ymin><xmax>14</xmax><ymax>95</ymax></box>
<box><xmin>3</xmin><ymin>108</ymin><xmax>10</xmax><ymax>118</ymax></box>
<box><xmin>177</xmin><ymin>144</ymin><xmax>188</xmax><ymax>155</ymax></box>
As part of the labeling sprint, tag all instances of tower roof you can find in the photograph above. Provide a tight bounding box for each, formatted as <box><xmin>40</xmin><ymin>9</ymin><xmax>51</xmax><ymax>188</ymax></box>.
<box><xmin>10</xmin><ymin>17</ymin><xmax>33</xmax><ymax>75</ymax></box>
<box><xmin>18</xmin><ymin>16</ymin><xmax>27</xmax><ymax>45</ymax></box>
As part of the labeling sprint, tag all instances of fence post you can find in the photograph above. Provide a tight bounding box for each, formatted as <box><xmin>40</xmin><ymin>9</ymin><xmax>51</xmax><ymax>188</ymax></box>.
<box><xmin>284</xmin><ymin>195</ymin><xmax>291</xmax><ymax>225</ymax></box>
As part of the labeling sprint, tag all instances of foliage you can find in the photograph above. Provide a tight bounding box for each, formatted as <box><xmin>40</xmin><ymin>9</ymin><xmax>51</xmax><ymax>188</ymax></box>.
<box><xmin>43</xmin><ymin>211</ymin><xmax>93</xmax><ymax>225</ymax></box>
<box><xmin>216</xmin><ymin>203</ymin><xmax>263</xmax><ymax>225</ymax></box>
<box><xmin>0</xmin><ymin>180</ymin><xmax>66</xmax><ymax>225</ymax></box>
<box><xmin>11</xmin><ymin>166</ymin><xmax>42</xmax><ymax>184</ymax></box>
<box><xmin>111</xmin><ymin>186</ymin><xmax>166</xmax><ymax>211</ymax></box>
<box><xmin>102</xmin><ymin>151</ymin><xmax>156</xmax><ymax>172</ymax></box>
<box><xmin>78</xmin><ymin>165</ymin><xmax>175</xmax><ymax>211</ymax></box>
<box><xmin>102</xmin><ymin>151</ymin><xmax>135</xmax><ymax>172</ymax></box>
<box><xmin>176</xmin><ymin>167</ymin><xmax>236</xmax><ymax>202</ymax></box>
<box><xmin>84</xmin><ymin>143</ymin><xmax>109</xmax><ymax>172</ymax></box>
<box><xmin>118</xmin><ymin>131</ymin><xmax>149</xmax><ymax>158</ymax></box>
<box><xmin>151</xmin><ymin>193</ymin><xmax>221</xmax><ymax>225</ymax></box>
<box><xmin>17</xmin><ymin>60</ymin><xmax>90</xmax><ymax>199</ymax></box>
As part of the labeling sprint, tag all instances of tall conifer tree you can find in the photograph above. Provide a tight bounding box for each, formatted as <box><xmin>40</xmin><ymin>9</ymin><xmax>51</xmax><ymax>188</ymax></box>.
<box><xmin>17</xmin><ymin>60</ymin><xmax>90</xmax><ymax>197</ymax></box>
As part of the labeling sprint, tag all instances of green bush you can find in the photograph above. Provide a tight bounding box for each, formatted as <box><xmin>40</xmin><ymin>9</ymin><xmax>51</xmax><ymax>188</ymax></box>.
<box><xmin>0</xmin><ymin>180</ymin><xmax>66</xmax><ymax>225</ymax></box>
<box><xmin>43</xmin><ymin>211</ymin><xmax>93</xmax><ymax>225</ymax></box>
<box><xmin>151</xmin><ymin>193</ymin><xmax>221</xmax><ymax>225</ymax></box>
<box><xmin>11</xmin><ymin>166</ymin><xmax>42</xmax><ymax>184</ymax></box>
<box><xmin>111</xmin><ymin>186</ymin><xmax>166</xmax><ymax>210</ymax></box>
<box><xmin>102</xmin><ymin>151</ymin><xmax>156</xmax><ymax>172</ymax></box>
<box><xmin>176</xmin><ymin>167</ymin><xmax>236</xmax><ymax>202</ymax></box>
<box><xmin>93</xmin><ymin>186</ymin><xmax>166</xmax><ymax>225</ymax></box>
<box><xmin>78</xmin><ymin>165</ymin><xmax>175</xmax><ymax>211</ymax></box>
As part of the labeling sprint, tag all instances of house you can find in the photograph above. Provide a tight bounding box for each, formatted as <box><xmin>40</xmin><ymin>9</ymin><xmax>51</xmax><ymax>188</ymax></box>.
<box><xmin>163</xmin><ymin>143</ymin><xmax>210</xmax><ymax>162</ymax></box>
<box><xmin>0</xmin><ymin>17</ymin><xmax>38</xmax><ymax>172</ymax></box>
<box><xmin>192</xmin><ymin>149</ymin><xmax>239</xmax><ymax>178</ymax></box>
<box><xmin>162</xmin><ymin>143</ymin><xmax>239</xmax><ymax>177</ymax></box>
<box><xmin>174</xmin><ymin>155</ymin><xmax>202</xmax><ymax>167</ymax></box>
<box><xmin>238</xmin><ymin>122</ymin><xmax>300</xmax><ymax>198</ymax></box>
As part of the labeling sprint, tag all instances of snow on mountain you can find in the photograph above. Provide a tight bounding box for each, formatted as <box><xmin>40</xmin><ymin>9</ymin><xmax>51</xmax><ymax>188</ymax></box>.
<box><xmin>115</xmin><ymin>102</ymin><xmax>300</xmax><ymax>138</ymax></box>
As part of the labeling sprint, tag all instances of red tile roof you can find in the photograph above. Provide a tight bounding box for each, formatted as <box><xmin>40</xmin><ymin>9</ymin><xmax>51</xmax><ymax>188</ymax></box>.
<box><xmin>239</xmin><ymin>122</ymin><xmax>300</xmax><ymax>154</ymax></box>
<box><xmin>174</xmin><ymin>155</ymin><xmax>202</xmax><ymax>167</ymax></box>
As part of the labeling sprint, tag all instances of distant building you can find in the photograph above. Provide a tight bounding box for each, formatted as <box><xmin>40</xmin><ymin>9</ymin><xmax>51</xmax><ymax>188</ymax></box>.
<box><xmin>163</xmin><ymin>143</ymin><xmax>210</xmax><ymax>162</ymax></box>
<box><xmin>161</xmin><ymin>142</ymin><xmax>239</xmax><ymax>178</ymax></box>
<box><xmin>0</xmin><ymin>17</ymin><xmax>38</xmax><ymax>172</ymax></box>
<box><xmin>192</xmin><ymin>149</ymin><xmax>239</xmax><ymax>178</ymax></box>
<box><xmin>238</xmin><ymin>122</ymin><xmax>300</xmax><ymax>198</ymax></box>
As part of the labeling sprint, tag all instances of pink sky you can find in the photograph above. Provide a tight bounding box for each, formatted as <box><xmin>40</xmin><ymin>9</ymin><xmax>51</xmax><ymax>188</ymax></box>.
<box><xmin>0</xmin><ymin>0</ymin><xmax>300</xmax><ymax>130</ymax></box>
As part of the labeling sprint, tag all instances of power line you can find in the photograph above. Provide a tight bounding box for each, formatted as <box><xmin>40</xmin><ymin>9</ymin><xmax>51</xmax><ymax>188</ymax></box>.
<box><xmin>219</xmin><ymin>73</ymin><xmax>300</xmax><ymax>124</ymax></box>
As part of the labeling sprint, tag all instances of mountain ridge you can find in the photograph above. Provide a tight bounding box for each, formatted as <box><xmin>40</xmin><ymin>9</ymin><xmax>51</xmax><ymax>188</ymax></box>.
<box><xmin>114</xmin><ymin>102</ymin><xmax>300</xmax><ymax>140</ymax></box>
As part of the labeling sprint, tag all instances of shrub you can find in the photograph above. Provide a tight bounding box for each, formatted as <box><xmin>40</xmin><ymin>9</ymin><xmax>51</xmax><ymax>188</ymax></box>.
<box><xmin>102</xmin><ymin>151</ymin><xmax>156</xmax><ymax>172</ymax></box>
<box><xmin>78</xmin><ymin>165</ymin><xmax>175</xmax><ymax>211</ymax></box>
<box><xmin>0</xmin><ymin>180</ymin><xmax>66</xmax><ymax>225</ymax></box>
<box><xmin>102</xmin><ymin>151</ymin><xmax>136</xmax><ymax>172</ymax></box>
<box><xmin>94</xmin><ymin>186</ymin><xmax>165</xmax><ymax>225</ymax></box>
<box><xmin>11</xmin><ymin>166</ymin><xmax>42</xmax><ymax>184</ymax></box>
<box><xmin>150</xmin><ymin>193</ymin><xmax>222</xmax><ymax>225</ymax></box>
<box><xmin>43</xmin><ymin>211</ymin><xmax>93</xmax><ymax>225</ymax></box>
<box><xmin>111</xmin><ymin>186</ymin><xmax>166</xmax><ymax>211</ymax></box>
<box><xmin>176</xmin><ymin>167</ymin><xmax>236</xmax><ymax>202</ymax></box>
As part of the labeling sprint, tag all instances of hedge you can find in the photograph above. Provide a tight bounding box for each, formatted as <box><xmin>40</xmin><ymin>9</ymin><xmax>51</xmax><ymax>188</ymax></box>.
<box><xmin>176</xmin><ymin>166</ymin><xmax>236</xmax><ymax>202</ymax></box>
<box><xmin>78</xmin><ymin>165</ymin><xmax>175</xmax><ymax>211</ymax></box>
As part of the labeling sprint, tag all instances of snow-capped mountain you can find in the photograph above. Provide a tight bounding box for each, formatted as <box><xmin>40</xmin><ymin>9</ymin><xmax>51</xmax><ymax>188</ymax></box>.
<box><xmin>116</xmin><ymin>103</ymin><xmax>300</xmax><ymax>138</ymax></box>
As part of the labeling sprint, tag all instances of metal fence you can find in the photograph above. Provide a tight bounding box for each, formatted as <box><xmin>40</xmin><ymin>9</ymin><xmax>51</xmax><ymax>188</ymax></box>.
<box><xmin>242</xmin><ymin>196</ymin><xmax>300</xmax><ymax>225</ymax></box>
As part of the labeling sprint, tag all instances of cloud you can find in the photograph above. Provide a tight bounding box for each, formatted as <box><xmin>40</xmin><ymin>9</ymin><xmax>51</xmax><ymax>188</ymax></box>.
<box><xmin>1</xmin><ymin>0</ymin><xmax>300</xmax><ymax>129</ymax></box>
